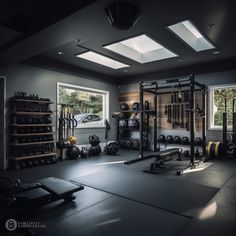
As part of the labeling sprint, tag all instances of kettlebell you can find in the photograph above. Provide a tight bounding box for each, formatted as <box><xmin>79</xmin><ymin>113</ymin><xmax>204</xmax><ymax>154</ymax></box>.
<box><xmin>81</xmin><ymin>147</ymin><xmax>89</xmax><ymax>158</ymax></box>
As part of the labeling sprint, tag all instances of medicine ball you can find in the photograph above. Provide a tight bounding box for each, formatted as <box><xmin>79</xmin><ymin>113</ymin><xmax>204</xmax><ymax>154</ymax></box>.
<box><xmin>68</xmin><ymin>136</ymin><xmax>77</xmax><ymax>145</ymax></box>
<box><xmin>89</xmin><ymin>135</ymin><xmax>100</xmax><ymax>146</ymax></box>
<box><xmin>159</xmin><ymin>135</ymin><xmax>165</xmax><ymax>142</ymax></box>
<box><xmin>66</xmin><ymin>146</ymin><xmax>80</xmax><ymax>159</ymax></box>
<box><xmin>119</xmin><ymin>119</ymin><xmax>128</xmax><ymax>128</ymax></box>
<box><xmin>174</xmin><ymin>136</ymin><xmax>181</xmax><ymax>144</ymax></box>
<box><xmin>132</xmin><ymin>102</ymin><xmax>139</xmax><ymax>111</ymax></box>
<box><xmin>104</xmin><ymin>141</ymin><xmax>120</xmax><ymax>155</ymax></box>
<box><xmin>166</xmin><ymin>135</ymin><xmax>173</xmax><ymax>143</ymax></box>
<box><xmin>125</xmin><ymin>138</ymin><xmax>132</xmax><ymax>148</ymax></box>
<box><xmin>17</xmin><ymin>118</ymin><xmax>26</xmax><ymax>124</ymax></box>
<box><xmin>183</xmin><ymin>150</ymin><xmax>190</xmax><ymax>157</ymax></box>
<box><xmin>119</xmin><ymin>138</ymin><xmax>126</xmax><ymax>148</ymax></box>
<box><xmin>128</xmin><ymin>119</ymin><xmax>139</xmax><ymax>129</ymax></box>
<box><xmin>181</xmin><ymin>136</ymin><xmax>189</xmax><ymax>144</ymax></box>
<box><xmin>120</xmin><ymin>103</ymin><xmax>129</xmax><ymax>111</ymax></box>
<box><xmin>50</xmin><ymin>156</ymin><xmax>58</xmax><ymax>164</ymax></box>
<box><xmin>80</xmin><ymin>147</ymin><xmax>89</xmax><ymax>158</ymax></box>
<box><xmin>195</xmin><ymin>137</ymin><xmax>203</xmax><ymax>146</ymax></box>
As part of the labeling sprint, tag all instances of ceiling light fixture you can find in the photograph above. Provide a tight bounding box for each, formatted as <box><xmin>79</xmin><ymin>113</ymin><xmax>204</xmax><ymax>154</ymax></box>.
<box><xmin>105</xmin><ymin>2</ymin><xmax>140</xmax><ymax>30</ymax></box>
<box><xmin>104</xmin><ymin>34</ymin><xmax>177</xmax><ymax>63</ymax></box>
<box><xmin>75</xmin><ymin>51</ymin><xmax>129</xmax><ymax>69</ymax></box>
<box><xmin>212</xmin><ymin>51</ymin><xmax>220</xmax><ymax>55</ymax></box>
<box><xmin>58</xmin><ymin>51</ymin><xmax>64</xmax><ymax>55</ymax></box>
<box><xmin>168</xmin><ymin>20</ymin><xmax>215</xmax><ymax>52</ymax></box>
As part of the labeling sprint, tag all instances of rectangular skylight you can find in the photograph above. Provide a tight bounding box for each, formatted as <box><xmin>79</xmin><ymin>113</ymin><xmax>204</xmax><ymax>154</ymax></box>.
<box><xmin>168</xmin><ymin>20</ymin><xmax>215</xmax><ymax>52</ymax></box>
<box><xmin>75</xmin><ymin>51</ymin><xmax>129</xmax><ymax>69</ymax></box>
<box><xmin>103</xmin><ymin>34</ymin><xmax>177</xmax><ymax>63</ymax></box>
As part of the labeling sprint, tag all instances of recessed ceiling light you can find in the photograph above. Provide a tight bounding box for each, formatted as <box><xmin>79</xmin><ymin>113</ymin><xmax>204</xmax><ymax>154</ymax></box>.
<box><xmin>124</xmin><ymin>69</ymin><xmax>128</xmax><ymax>72</ymax></box>
<box><xmin>212</xmin><ymin>51</ymin><xmax>220</xmax><ymax>55</ymax></box>
<box><xmin>58</xmin><ymin>51</ymin><xmax>64</xmax><ymax>55</ymax></box>
<box><xmin>103</xmin><ymin>34</ymin><xmax>178</xmax><ymax>63</ymax></box>
<box><xmin>178</xmin><ymin>59</ymin><xmax>184</xmax><ymax>62</ymax></box>
<box><xmin>75</xmin><ymin>51</ymin><xmax>129</xmax><ymax>69</ymax></box>
<box><xmin>207</xmin><ymin>24</ymin><xmax>215</xmax><ymax>29</ymax></box>
<box><xmin>168</xmin><ymin>20</ymin><xmax>215</xmax><ymax>52</ymax></box>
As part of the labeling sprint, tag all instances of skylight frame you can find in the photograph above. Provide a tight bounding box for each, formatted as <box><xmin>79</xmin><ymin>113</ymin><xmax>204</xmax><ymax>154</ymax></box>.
<box><xmin>75</xmin><ymin>50</ymin><xmax>130</xmax><ymax>69</ymax></box>
<box><xmin>167</xmin><ymin>20</ymin><xmax>215</xmax><ymax>52</ymax></box>
<box><xmin>103</xmin><ymin>33</ymin><xmax>178</xmax><ymax>64</ymax></box>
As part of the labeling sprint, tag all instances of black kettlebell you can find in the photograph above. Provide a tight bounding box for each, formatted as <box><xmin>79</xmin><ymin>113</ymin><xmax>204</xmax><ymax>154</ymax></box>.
<box><xmin>80</xmin><ymin>147</ymin><xmax>89</xmax><ymax>158</ymax></box>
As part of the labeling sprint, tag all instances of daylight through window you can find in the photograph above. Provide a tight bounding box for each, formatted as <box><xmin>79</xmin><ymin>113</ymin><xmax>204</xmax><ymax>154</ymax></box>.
<box><xmin>57</xmin><ymin>83</ymin><xmax>109</xmax><ymax>128</ymax></box>
<box><xmin>209</xmin><ymin>85</ymin><xmax>236</xmax><ymax>129</ymax></box>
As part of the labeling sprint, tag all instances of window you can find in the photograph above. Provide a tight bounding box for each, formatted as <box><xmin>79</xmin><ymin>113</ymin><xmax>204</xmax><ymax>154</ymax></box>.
<box><xmin>209</xmin><ymin>84</ymin><xmax>236</xmax><ymax>130</ymax></box>
<box><xmin>57</xmin><ymin>83</ymin><xmax>109</xmax><ymax>128</ymax></box>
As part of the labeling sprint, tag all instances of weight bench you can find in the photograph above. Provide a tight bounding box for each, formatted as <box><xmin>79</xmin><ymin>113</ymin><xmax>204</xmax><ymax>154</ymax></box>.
<box><xmin>1</xmin><ymin>177</ymin><xmax>84</xmax><ymax>224</ymax></box>
<box><xmin>143</xmin><ymin>148</ymin><xmax>183</xmax><ymax>174</ymax></box>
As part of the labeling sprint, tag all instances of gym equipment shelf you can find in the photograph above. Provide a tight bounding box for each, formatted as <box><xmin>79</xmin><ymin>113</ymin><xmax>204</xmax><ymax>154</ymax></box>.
<box><xmin>11</xmin><ymin>141</ymin><xmax>55</xmax><ymax>146</ymax></box>
<box><xmin>9</xmin><ymin>92</ymin><xmax>57</xmax><ymax>169</ymax></box>
<box><xmin>11</xmin><ymin>132</ymin><xmax>54</xmax><ymax>137</ymax></box>
<box><xmin>12</xmin><ymin>111</ymin><xmax>53</xmax><ymax>115</ymax></box>
<box><xmin>11</xmin><ymin>98</ymin><xmax>53</xmax><ymax>104</ymax></box>
<box><xmin>11</xmin><ymin>124</ymin><xmax>53</xmax><ymax>127</ymax></box>
<box><xmin>11</xmin><ymin>152</ymin><xmax>57</xmax><ymax>161</ymax></box>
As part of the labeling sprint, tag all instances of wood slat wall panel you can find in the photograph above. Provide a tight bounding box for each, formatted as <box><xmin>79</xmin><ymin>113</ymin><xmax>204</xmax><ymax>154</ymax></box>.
<box><xmin>119</xmin><ymin>92</ymin><xmax>202</xmax><ymax>131</ymax></box>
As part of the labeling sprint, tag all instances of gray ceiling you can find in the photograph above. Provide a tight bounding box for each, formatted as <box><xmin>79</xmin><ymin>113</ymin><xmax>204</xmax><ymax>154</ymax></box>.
<box><xmin>0</xmin><ymin>0</ymin><xmax>236</xmax><ymax>82</ymax></box>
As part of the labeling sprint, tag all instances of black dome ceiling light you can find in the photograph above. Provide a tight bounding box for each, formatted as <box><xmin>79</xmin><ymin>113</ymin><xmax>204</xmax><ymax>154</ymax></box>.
<box><xmin>105</xmin><ymin>2</ymin><xmax>141</xmax><ymax>30</ymax></box>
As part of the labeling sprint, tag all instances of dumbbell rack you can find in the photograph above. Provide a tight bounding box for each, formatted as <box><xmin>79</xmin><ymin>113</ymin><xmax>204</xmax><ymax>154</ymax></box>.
<box><xmin>117</xmin><ymin>110</ymin><xmax>149</xmax><ymax>150</ymax></box>
<box><xmin>9</xmin><ymin>97</ymin><xmax>56</xmax><ymax>169</ymax></box>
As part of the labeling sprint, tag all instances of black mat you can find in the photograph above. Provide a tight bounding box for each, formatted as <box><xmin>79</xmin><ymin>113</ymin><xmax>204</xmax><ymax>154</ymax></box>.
<box><xmin>35</xmin><ymin>196</ymin><xmax>190</xmax><ymax>236</ymax></box>
<box><xmin>74</xmin><ymin>167</ymin><xmax>219</xmax><ymax>217</ymax></box>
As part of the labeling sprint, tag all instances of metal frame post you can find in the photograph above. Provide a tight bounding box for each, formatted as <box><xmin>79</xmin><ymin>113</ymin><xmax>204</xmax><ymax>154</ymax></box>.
<box><xmin>190</xmin><ymin>75</ymin><xmax>195</xmax><ymax>166</ymax></box>
<box><xmin>202</xmin><ymin>85</ymin><xmax>206</xmax><ymax>159</ymax></box>
<box><xmin>154</xmin><ymin>84</ymin><xmax>158</xmax><ymax>152</ymax></box>
<box><xmin>139</xmin><ymin>81</ymin><xmax>144</xmax><ymax>158</ymax></box>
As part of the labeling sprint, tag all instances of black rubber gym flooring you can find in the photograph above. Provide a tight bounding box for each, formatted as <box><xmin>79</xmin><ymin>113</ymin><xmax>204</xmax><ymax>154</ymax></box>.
<box><xmin>1</xmin><ymin>149</ymin><xmax>236</xmax><ymax>235</ymax></box>
<box><xmin>73</xmin><ymin>167</ymin><xmax>219</xmax><ymax>217</ymax></box>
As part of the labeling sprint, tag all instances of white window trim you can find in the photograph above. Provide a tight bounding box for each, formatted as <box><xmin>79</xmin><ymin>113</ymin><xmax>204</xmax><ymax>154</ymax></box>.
<box><xmin>57</xmin><ymin>82</ymin><xmax>109</xmax><ymax>129</ymax></box>
<box><xmin>208</xmin><ymin>84</ymin><xmax>236</xmax><ymax>130</ymax></box>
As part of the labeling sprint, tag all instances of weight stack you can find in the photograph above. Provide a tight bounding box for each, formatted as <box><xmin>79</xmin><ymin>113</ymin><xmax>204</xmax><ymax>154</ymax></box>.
<box><xmin>206</xmin><ymin>142</ymin><xmax>224</xmax><ymax>159</ymax></box>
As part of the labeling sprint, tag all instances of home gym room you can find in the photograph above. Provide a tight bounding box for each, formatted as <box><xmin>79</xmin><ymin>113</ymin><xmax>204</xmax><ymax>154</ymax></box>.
<box><xmin>0</xmin><ymin>0</ymin><xmax>236</xmax><ymax>235</ymax></box>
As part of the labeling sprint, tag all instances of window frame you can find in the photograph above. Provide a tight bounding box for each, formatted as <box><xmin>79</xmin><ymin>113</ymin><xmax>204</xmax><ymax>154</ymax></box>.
<box><xmin>208</xmin><ymin>84</ymin><xmax>236</xmax><ymax>130</ymax></box>
<box><xmin>57</xmin><ymin>82</ymin><xmax>109</xmax><ymax>129</ymax></box>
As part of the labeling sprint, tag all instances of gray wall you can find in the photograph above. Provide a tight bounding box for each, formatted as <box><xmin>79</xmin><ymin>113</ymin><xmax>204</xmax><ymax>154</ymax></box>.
<box><xmin>119</xmin><ymin>69</ymin><xmax>236</xmax><ymax>144</ymax></box>
<box><xmin>2</xmin><ymin>64</ymin><xmax>119</xmax><ymax>169</ymax></box>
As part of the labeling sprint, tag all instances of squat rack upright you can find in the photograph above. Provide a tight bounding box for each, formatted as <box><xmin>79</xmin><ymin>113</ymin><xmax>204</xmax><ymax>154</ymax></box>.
<box><xmin>125</xmin><ymin>74</ymin><xmax>207</xmax><ymax>171</ymax></box>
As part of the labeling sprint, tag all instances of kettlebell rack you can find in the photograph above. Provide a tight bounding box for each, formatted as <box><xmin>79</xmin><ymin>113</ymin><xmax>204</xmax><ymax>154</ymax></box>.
<box><xmin>125</xmin><ymin>74</ymin><xmax>207</xmax><ymax>174</ymax></box>
<box><xmin>9</xmin><ymin>92</ymin><xmax>56</xmax><ymax>169</ymax></box>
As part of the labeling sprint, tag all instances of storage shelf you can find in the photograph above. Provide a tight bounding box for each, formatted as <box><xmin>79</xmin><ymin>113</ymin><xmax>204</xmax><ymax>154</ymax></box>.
<box><xmin>158</xmin><ymin>141</ymin><xmax>203</xmax><ymax>147</ymax></box>
<box><xmin>11</xmin><ymin>124</ymin><xmax>53</xmax><ymax>127</ymax></box>
<box><xmin>11</xmin><ymin>141</ymin><xmax>55</xmax><ymax>146</ymax></box>
<box><xmin>12</xmin><ymin>111</ymin><xmax>53</xmax><ymax>115</ymax></box>
<box><xmin>119</xmin><ymin>128</ymin><xmax>140</xmax><ymax>131</ymax></box>
<box><xmin>11</xmin><ymin>132</ymin><xmax>53</xmax><ymax>137</ymax></box>
<box><xmin>11</xmin><ymin>152</ymin><xmax>57</xmax><ymax>161</ymax></box>
<box><xmin>11</xmin><ymin>98</ymin><xmax>53</xmax><ymax>104</ymax></box>
<box><xmin>120</xmin><ymin>110</ymin><xmax>154</xmax><ymax>113</ymax></box>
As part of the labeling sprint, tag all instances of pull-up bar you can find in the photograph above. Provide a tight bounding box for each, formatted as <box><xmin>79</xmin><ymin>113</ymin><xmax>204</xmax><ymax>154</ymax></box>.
<box><xmin>124</xmin><ymin>74</ymin><xmax>207</xmax><ymax>175</ymax></box>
